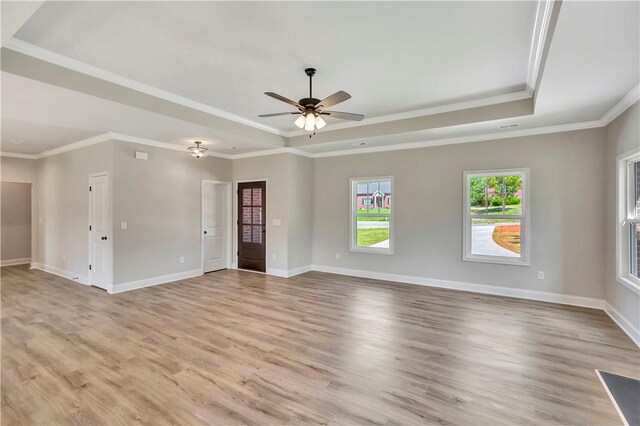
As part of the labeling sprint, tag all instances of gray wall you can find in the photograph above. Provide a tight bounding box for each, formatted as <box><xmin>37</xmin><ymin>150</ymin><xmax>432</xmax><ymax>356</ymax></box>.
<box><xmin>1</xmin><ymin>156</ymin><xmax>38</xmax><ymax>183</ymax></box>
<box><xmin>112</xmin><ymin>141</ymin><xmax>232</xmax><ymax>285</ymax></box>
<box><xmin>1</xmin><ymin>156</ymin><xmax>39</xmax><ymax>263</ymax></box>
<box><xmin>36</xmin><ymin>142</ymin><xmax>114</xmax><ymax>279</ymax></box>
<box><xmin>605</xmin><ymin>101</ymin><xmax>640</xmax><ymax>330</ymax></box>
<box><xmin>1</xmin><ymin>182</ymin><xmax>31</xmax><ymax>262</ymax></box>
<box><xmin>231</xmin><ymin>153</ymin><xmax>313</xmax><ymax>274</ymax></box>
<box><xmin>312</xmin><ymin>128</ymin><xmax>607</xmax><ymax>299</ymax></box>
<box><xmin>288</xmin><ymin>154</ymin><xmax>313</xmax><ymax>271</ymax></box>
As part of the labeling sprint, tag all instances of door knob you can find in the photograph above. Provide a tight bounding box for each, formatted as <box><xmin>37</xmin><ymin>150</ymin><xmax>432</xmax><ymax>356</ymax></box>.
<box><xmin>101</xmin><ymin>236</ymin><xmax>107</xmax><ymax>241</ymax></box>
<box><xmin>204</xmin><ymin>230</ymin><xmax>208</xmax><ymax>234</ymax></box>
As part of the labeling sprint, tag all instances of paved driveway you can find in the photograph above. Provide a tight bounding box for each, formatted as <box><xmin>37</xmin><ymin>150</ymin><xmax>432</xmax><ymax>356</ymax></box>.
<box><xmin>471</xmin><ymin>224</ymin><xmax>518</xmax><ymax>257</ymax></box>
<box><xmin>357</xmin><ymin>221</ymin><xmax>389</xmax><ymax>229</ymax></box>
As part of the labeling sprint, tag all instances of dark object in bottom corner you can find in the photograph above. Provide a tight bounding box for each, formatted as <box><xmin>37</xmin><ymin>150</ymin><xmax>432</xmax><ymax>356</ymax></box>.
<box><xmin>596</xmin><ymin>370</ymin><xmax>640</xmax><ymax>426</ymax></box>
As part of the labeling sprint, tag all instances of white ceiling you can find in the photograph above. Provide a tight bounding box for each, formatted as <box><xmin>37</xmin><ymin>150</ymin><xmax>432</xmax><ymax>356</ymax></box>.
<box><xmin>1</xmin><ymin>1</ymin><xmax>638</xmax><ymax>157</ymax></box>
<box><xmin>13</xmin><ymin>1</ymin><xmax>536</xmax><ymax>131</ymax></box>
<box><xmin>535</xmin><ymin>0</ymin><xmax>639</xmax><ymax>120</ymax></box>
<box><xmin>1</xmin><ymin>72</ymin><xmax>276</xmax><ymax>155</ymax></box>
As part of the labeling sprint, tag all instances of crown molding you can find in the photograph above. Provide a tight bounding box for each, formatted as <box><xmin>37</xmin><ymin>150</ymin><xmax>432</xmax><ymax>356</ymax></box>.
<box><xmin>35</xmin><ymin>133</ymin><xmax>113</xmax><ymax>158</ymax></box>
<box><xmin>304</xmin><ymin>83</ymin><xmax>639</xmax><ymax>158</ymax></box>
<box><xmin>4</xmin><ymin>38</ymin><xmax>287</xmax><ymax>137</ymax></box>
<box><xmin>283</xmin><ymin>90</ymin><xmax>533</xmax><ymax>137</ymax></box>
<box><xmin>1</xmin><ymin>133</ymin><xmax>238</xmax><ymax>160</ymax></box>
<box><xmin>526</xmin><ymin>0</ymin><xmax>557</xmax><ymax>94</ymax></box>
<box><xmin>600</xmin><ymin>83</ymin><xmax>640</xmax><ymax>126</ymax></box>
<box><xmin>231</xmin><ymin>146</ymin><xmax>314</xmax><ymax>160</ymax></box>
<box><xmin>106</xmin><ymin>133</ymin><xmax>235</xmax><ymax>159</ymax></box>
<box><xmin>3</xmin><ymin>80</ymin><xmax>636</xmax><ymax>161</ymax></box>
<box><xmin>0</xmin><ymin>151</ymin><xmax>37</xmax><ymax>159</ymax></box>
<box><xmin>309</xmin><ymin>120</ymin><xmax>603</xmax><ymax>158</ymax></box>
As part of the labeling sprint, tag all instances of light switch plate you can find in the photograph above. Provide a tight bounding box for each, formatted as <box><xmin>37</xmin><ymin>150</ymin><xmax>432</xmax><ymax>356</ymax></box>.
<box><xmin>120</xmin><ymin>222</ymin><xmax>127</xmax><ymax>230</ymax></box>
<box><xmin>272</xmin><ymin>219</ymin><xmax>281</xmax><ymax>226</ymax></box>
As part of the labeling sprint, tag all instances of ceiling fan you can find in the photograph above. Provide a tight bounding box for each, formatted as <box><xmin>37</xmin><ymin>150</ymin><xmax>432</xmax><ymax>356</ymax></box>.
<box><xmin>259</xmin><ymin>68</ymin><xmax>364</xmax><ymax>133</ymax></box>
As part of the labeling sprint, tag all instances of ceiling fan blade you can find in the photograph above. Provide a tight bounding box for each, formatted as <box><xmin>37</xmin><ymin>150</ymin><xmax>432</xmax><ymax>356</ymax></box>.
<box><xmin>264</xmin><ymin>92</ymin><xmax>302</xmax><ymax>109</ymax></box>
<box><xmin>315</xmin><ymin>91</ymin><xmax>351</xmax><ymax>110</ymax></box>
<box><xmin>321</xmin><ymin>111</ymin><xmax>365</xmax><ymax>121</ymax></box>
<box><xmin>258</xmin><ymin>112</ymin><xmax>300</xmax><ymax>117</ymax></box>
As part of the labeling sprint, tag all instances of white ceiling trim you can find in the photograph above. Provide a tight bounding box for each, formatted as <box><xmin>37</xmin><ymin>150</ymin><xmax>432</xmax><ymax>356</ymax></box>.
<box><xmin>107</xmin><ymin>133</ymin><xmax>234</xmax><ymax>159</ymax></box>
<box><xmin>231</xmin><ymin>146</ymin><xmax>314</xmax><ymax>160</ymax></box>
<box><xmin>34</xmin><ymin>132</ymin><xmax>112</xmax><ymax>159</ymax></box>
<box><xmin>3</xmin><ymin>79</ymin><xmax>637</xmax><ymax>161</ymax></box>
<box><xmin>526</xmin><ymin>0</ymin><xmax>556</xmax><ymax>94</ymax></box>
<box><xmin>6</xmin><ymin>33</ymin><xmax>541</xmax><ymax>139</ymax></box>
<box><xmin>310</xmin><ymin>120</ymin><xmax>603</xmax><ymax>158</ymax></box>
<box><xmin>3</xmin><ymin>38</ymin><xmax>287</xmax><ymax>136</ymax></box>
<box><xmin>601</xmin><ymin>82</ymin><xmax>640</xmax><ymax>126</ymax></box>
<box><xmin>283</xmin><ymin>90</ymin><xmax>532</xmax><ymax>137</ymax></box>
<box><xmin>0</xmin><ymin>151</ymin><xmax>37</xmax><ymax>159</ymax></box>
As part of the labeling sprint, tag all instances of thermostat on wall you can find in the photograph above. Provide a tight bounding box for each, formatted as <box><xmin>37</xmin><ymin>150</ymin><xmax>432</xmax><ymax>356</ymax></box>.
<box><xmin>135</xmin><ymin>151</ymin><xmax>148</xmax><ymax>160</ymax></box>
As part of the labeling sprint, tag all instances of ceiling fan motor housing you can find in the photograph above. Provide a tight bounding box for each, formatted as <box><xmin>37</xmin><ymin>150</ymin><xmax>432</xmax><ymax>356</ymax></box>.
<box><xmin>299</xmin><ymin>98</ymin><xmax>321</xmax><ymax>109</ymax></box>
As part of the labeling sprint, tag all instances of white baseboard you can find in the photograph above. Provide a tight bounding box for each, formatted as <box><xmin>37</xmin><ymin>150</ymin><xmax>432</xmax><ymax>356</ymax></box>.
<box><xmin>310</xmin><ymin>264</ymin><xmax>604</xmax><ymax>309</ymax></box>
<box><xmin>604</xmin><ymin>301</ymin><xmax>640</xmax><ymax>348</ymax></box>
<box><xmin>266</xmin><ymin>265</ymin><xmax>312</xmax><ymax>278</ymax></box>
<box><xmin>111</xmin><ymin>269</ymin><xmax>202</xmax><ymax>294</ymax></box>
<box><xmin>288</xmin><ymin>265</ymin><xmax>312</xmax><ymax>277</ymax></box>
<box><xmin>29</xmin><ymin>262</ymin><xmax>89</xmax><ymax>285</ymax></box>
<box><xmin>1</xmin><ymin>257</ymin><xmax>31</xmax><ymax>267</ymax></box>
<box><xmin>266</xmin><ymin>268</ymin><xmax>288</xmax><ymax>277</ymax></box>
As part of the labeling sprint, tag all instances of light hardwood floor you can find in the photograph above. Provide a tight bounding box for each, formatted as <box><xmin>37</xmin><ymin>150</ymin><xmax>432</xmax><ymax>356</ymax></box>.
<box><xmin>1</xmin><ymin>265</ymin><xmax>638</xmax><ymax>425</ymax></box>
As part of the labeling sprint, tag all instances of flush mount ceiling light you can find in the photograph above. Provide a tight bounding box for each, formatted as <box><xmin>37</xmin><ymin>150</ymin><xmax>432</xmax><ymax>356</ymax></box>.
<box><xmin>188</xmin><ymin>141</ymin><xmax>207</xmax><ymax>158</ymax></box>
<box><xmin>259</xmin><ymin>68</ymin><xmax>365</xmax><ymax>135</ymax></box>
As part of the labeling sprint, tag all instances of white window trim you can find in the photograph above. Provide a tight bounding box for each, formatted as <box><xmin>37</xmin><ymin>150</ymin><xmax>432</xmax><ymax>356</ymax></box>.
<box><xmin>616</xmin><ymin>149</ymin><xmax>640</xmax><ymax>295</ymax></box>
<box><xmin>463</xmin><ymin>168</ymin><xmax>530</xmax><ymax>266</ymax></box>
<box><xmin>350</xmin><ymin>176</ymin><xmax>394</xmax><ymax>255</ymax></box>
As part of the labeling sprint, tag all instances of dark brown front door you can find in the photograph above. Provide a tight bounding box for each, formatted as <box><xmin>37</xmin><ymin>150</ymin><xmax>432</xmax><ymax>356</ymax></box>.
<box><xmin>237</xmin><ymin>181</ymin><xmax>266</xmax><ymax>272</ymax></box>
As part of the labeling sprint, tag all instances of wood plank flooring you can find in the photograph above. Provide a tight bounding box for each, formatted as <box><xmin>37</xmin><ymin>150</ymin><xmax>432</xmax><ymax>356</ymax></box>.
<box><xmin>1</xmin><ymin>264</ymin><xmax>638</xmax><ymax>425</ymax></box>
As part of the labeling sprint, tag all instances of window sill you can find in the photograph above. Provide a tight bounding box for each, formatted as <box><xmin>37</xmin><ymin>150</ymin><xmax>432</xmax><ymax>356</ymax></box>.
<box><xmin>350</xmin><ymin>246</ymin><xmax>394</xmax><ymax>255</ymax></box>
<box><xmin>463</xmin><ymin>254</ymin><xmax>529</xmax><ymax>267</ymax></box>
<box><xmin>616</xmin><ymin>276</ymin><xmax>640</xmax><ymax>296</ymax></box>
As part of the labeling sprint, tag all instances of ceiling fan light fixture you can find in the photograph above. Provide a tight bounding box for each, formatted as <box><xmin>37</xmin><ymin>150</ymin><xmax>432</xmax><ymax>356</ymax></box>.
<box><xmin>294</xmin><ymin>115</ymin><xmax>306</xmax><ymax>129</ymax></box>
<box><xmin>304</xmin><ymin>113</ymin><xmax>316</xmax><ymax>131</ymax></box>
<box><xmin>315</xmin><ymin>115</ymin><xmax>326</xmax><ymax>130</ymax></box>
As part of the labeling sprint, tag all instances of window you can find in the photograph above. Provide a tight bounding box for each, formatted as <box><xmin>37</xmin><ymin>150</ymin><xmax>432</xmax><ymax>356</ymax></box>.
<box><xmin>351</xmin><ymin>177</ymin><xmax>393</xmax><ymax>254</ymax></box>
<box><xmin>463</xmin><ymin>169</ymin><xmax>530</xmax><ymax>265</ymax></box>
<box><xmin>617</xmin><ymin>150</ymin><xmax>640</xmax><ymax>293</ymax></box>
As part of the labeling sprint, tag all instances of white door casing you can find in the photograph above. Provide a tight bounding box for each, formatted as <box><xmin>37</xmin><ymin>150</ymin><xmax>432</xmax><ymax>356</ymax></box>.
<box><xmin>88</xmin><ymin>173</ymin><xmax>111</xmax><ymax>289</ymax></box>
<box><xmin>202</xmin><ymin>181</ymin><xmax>230</xmax><ymax>273</ymax></box>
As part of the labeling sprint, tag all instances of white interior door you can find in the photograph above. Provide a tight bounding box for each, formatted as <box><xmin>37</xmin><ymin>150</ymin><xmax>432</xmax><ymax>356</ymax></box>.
<box><xmin>89</xmin><ymin>174</ymin><xmax>110</xmax><ymax>289</ymax></box>
<box><xmin>202</xmin><ymin>182</ymin><xmax>228</xmax><ymax>273</ymax></box>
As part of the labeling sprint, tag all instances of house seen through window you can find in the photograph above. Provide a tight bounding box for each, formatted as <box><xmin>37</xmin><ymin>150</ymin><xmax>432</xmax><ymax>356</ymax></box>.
<box><xmin>351</xmin><ymin>178</ymin><xmax>393</xmax><ymax>253</ymax></box>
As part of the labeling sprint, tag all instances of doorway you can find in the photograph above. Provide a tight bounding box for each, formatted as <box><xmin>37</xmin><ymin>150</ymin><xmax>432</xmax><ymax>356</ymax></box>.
<box><xmin>237</xmin><ymin>181</ymin><xmax>266</xmax><ymax>273</ymax></box>
<box><xmin>88</xmin><ymin>173</ymin><xmax>111</xmax><ymax>290</ymax></box>
<box><xmin>0</xmin><ymin>182</ymin><xmax>32</xmax><ymax>266</ymax></box>
<box><xmin>201</xmin><ymin>181</ymin><xmax>231</xmax><ymax>273</ymax></box>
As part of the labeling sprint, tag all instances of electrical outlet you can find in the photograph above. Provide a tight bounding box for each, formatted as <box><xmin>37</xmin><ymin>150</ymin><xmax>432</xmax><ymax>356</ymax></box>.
<box><xmin>336</xmin><ymin>253</ymin><xmax>340</xmax><ymax>259</ymax></box>
<box><xmin>180</xmin><ymin>256</ymin><xmax>185</xmax><ymax>264</ymax></box>
<box><xmin>537</xmin><ymin>271</ymin><xmax>544</xmax><ymax>280</ymax></box>
<box><xmin>121</xmin><ymin>221</ymin><xmax>128</xmax><ymax>230</ymax></box>
<box><xmin>272</xmin><ymin>253</ymin><xmax>277</xmax><ymax>260</ymax></box>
